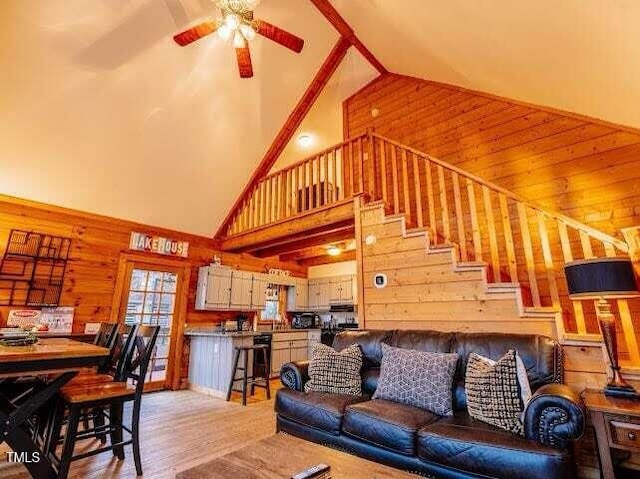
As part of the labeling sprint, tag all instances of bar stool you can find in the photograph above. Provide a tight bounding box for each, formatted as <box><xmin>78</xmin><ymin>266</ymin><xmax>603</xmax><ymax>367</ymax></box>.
<box><xmin>226</xmin><ymin>344</ymin><xmax>271</xmax><ymax>406</ymax></box>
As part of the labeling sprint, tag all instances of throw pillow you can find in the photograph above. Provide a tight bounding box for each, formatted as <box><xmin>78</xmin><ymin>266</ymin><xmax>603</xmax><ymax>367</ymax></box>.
<box><xmin>372</xmin><ymin>343</ymin><xmax>459</xmax><ymax>416</ymax></box>
<box><xmin>465</xmin><ymin>350</ymin><xmax>530</xmax><ymax>435</ymax></box>
<box><xmin>304</xmin><ymin>343</ymin><xmax>363</xmax><ymax>396</ymax></box>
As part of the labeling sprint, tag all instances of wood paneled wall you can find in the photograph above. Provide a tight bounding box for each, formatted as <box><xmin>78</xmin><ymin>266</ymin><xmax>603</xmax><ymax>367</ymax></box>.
<box><xmin>0</xmin><ymin>195</ymin><xmax>306</xmax><ymax>334</ymax></box>
<box><xmin>358</xmin><ymin>202</ymin><xmax>557</xmax><ymax>337</ymax></box>
<box><xmin>344</xmin><ymin>74</ymin><xmax>640</xmax><ymax>239</ymax></box>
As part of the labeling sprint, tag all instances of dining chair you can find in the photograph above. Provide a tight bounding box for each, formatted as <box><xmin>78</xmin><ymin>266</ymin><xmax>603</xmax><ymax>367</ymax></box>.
<box><xmin>51</xmin><ymin>324</ymin><xmax>159</xmax><ymax>478</ymax></box>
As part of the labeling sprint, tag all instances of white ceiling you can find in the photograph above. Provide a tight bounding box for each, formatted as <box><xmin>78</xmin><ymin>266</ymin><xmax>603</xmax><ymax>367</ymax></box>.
<box><xmin>0</xmin><ymin>0</ymin><xmax>376</xmax><ymax>236</ymax></box>
<box><xmin>333</xmin><ymin>0</ymin><xmax>640</xmax><ymax>129</ymax></box>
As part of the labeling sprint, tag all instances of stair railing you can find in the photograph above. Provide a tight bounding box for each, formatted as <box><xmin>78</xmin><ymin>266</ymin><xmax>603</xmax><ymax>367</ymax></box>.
<box><xmin>369</xmin><ymin>133</ymin><xmax>638</xmax><ymax>365</ymax></box>
<box><xmin>226</xmin><ymin>133</ymin><xmax>369</xmax><ymax>236</ymax></box>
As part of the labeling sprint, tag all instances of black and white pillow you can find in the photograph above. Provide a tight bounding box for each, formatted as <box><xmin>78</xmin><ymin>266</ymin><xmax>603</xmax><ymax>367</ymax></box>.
<box><xmin>465</xmin><ymin>350</ymin><xmax>531</xmax><ymax>435</ymax></box>
<box><xmin>373</xmin><ymin>343</ymin><xmax>459</xmax><ymax>416</ymax></box>
<box><xmin>304</xmin><ymin>343</ymin><xmax>363</xmax><ymax>396</ymax></box>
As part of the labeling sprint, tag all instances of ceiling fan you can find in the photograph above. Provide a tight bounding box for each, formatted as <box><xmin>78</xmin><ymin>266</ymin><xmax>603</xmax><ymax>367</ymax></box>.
<box><xmin>173</xmin><ymin>0</ymin><xmax>304</xmax><ymax>78</ymax></box>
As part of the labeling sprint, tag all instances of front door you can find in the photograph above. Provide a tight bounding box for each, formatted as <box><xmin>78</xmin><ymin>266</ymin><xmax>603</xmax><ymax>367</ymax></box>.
<box><xmin>115</xmin><ymin>257</ymin><xmax>188</xmax><ymax>391</ymax></box>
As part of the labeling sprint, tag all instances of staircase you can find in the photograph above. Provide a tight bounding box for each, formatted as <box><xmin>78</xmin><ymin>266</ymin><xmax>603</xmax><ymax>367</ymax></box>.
<box><xmin>222</xmin><ymin>130</ymin><xmax>640</xmax><ymax>366</ymax></box>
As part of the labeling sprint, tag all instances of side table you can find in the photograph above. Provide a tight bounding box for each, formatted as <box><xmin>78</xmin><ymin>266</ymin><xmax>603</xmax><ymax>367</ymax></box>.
<box><xmin>583</xmin><ymin>389</ymin><xmax>640</xmax><ymax>479</ymax></box>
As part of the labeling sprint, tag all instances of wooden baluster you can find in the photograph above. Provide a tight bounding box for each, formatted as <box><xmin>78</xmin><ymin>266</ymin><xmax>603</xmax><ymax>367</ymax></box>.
<box><xmin>437</xmin><ymin>166</ymin><xmax>451</xmax><ymax>242</ymax></box>
<box><xmin>280</xmin><ymin>171</ymin><xmax>287</xmax><ymax>219</ymax></box>
<box><xmin>248</xmin><ymin>190</ymin><xmax>254</xmax><ymax>230</ymax></box>
<box><xmin>348</xmin><ymin>140</ymin><xmax>355</xmax><ymax>197</ymax></box>
<box><xmin>412</xmin><ymin>153</ymin><xmax>424</xmax><ymax>228</ymax></box>
<box><xmin>337</xmin><ymin>147</ymin><xmax>344</xmax><ymax>200</ymax></box>
<box><xmin>499</xmin><ymin>194</ymin><xmax>518</xmax><ymax>282</ymax></box>
<box><xmin>425</xmin><ymin>161</ymin><xmax>437</xmax><ymax>242</ymax></box>
<box><xmin>253</xmin><ymin>185</ymin><xmax>260</xmax><ymax>227</ymax></box>
<box><xmin>537</xmin><ymin>212</ymin><xmax>560</xmax><ymax>308</ymax></box>
<box><xmin>322</xmin><ymin>152</ymin><xmax>329</xmax><ymax>205</ymax></box>
<box><xmin>482</xmin><ymin>186</ymin><xmax>500</xmax><ymax>280</ymax></box>
<box><xmin>579</xmin><ymin>231</ymin><xmax>594</xmax><ymax>259</ymax></box>
<box><xmin>517</xmin><ymin>203</ymin><xmax>541</xmax><ymax>307</ymax></box>
<box><xmin>314</xmin><ymin>155</ymin><xmax>321</xmax><ymax>208</ymax></box>
<box><xmin>380</xmin><ymin>140</ymin><xmax>388</xmax><ymax>205</ymax></box>
<box><xmin>466</xmin><ymin>179</ymin><xmax>482</xmax><ymax>260</ymax></box>
<box><xmin>452</xmin><ymin>172</ymin><xmax>467</xmax><ymax>261</ymax></box>
<box><xmin>558</xmin><ymin>221</ymin><xmax>587</xmax><ymax>335</ymax></box>
<box><xmin>332</xmin><ymin>148</ymin><xmax>338</xmax><ymax>202</ymax></box>
<box><xmin>391</xmin><ymin>146</ymin><xmax>400</xmax><ymax>214</ymax></box>
<box><xmin>303</xmin><ymin>161</ymin><xmax>309</xmax><ymax>212</ymax></box>
<box><xmin>367</xmin><ymin>129</ymin><xmax>375</xmax><ymax>200</ymax></box>
<box><xmin>358</xmin><ymin>137</ymin><xmax>364</xmax><ymax>194</ymax></box>
<box><xmin>292</xmin><ymin>165</ymin><xmax>302</xmax><ymax>215</ymax></box>
<box><xmin>266</xmin><ymin>178</ymin><xmax>272</xmax><ymax>223</ymax></box>
<box><xmin>401</xmin><ymin>150</ymin><xmax>412</xmax><ymax>220</ymax></box>
<box><xmin>287</xmin><ymin>169</ymin><xmax>293</xmax><ymax>217</ymax></box>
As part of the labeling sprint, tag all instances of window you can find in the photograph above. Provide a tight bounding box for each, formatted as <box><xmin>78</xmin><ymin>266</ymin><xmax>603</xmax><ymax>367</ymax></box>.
<box><xmin>261</xmin><ymin>284</ymin><xmax>286</xmax><ymax>321</ymax></box>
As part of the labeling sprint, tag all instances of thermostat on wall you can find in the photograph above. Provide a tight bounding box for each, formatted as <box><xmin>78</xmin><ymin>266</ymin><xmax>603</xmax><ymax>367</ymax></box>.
<box><xmin>373</xmin><ymin>273</ymin><xmax>387</xmax><ymax>289</ymax></box>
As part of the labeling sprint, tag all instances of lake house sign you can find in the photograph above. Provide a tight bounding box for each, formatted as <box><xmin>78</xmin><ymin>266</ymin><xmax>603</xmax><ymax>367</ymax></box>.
<box><xmin>129</xmin><ymin>232</ymin><xmax>189</xmax><ymax>258</ymax></box>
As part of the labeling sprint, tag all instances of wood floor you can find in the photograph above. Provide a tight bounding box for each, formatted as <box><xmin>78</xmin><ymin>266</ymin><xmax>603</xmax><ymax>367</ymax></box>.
<box><xmin>0</xmin><ymin>390</ymin><xmax>278</xmax><ymax>479</ymax></box>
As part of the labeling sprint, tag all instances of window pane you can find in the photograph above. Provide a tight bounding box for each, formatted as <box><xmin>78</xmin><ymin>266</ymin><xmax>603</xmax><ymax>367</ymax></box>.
<box><xmin>159</xmin><ymin>294</ymin><xmax>175</xmax><ymax>314</ymax></box>
<box><xmin>147</xmin><ymin>271</ymin><xmax>163</xmax><ymax>292</ymax></box>
<box><xmin>130</xmin><ymin>270</ymin><xmax>148</xmax><ymax>291</ymax></box>
<box><xmin>157</xmin><ymin>314</ymin><xmax>171</xmax><ymax>328</ymax></box>
<box><xmin>162</xmin><ymin>273</ymin><xmax>177</xmax><ymax>293</ymax></box>
<box><xmin>143</xmin><ymin>293</ymin><xmax>160</xmax><ymax>313</ymax></box>
<box><xmin>141</xmin><ymin>314</ymin><xmax>155</xmax><ymax>325</ymax></box>
<box><xmin>126</xmin><ymin>292</ymin><xmax>144</xmax><ymax>314</ymax></box>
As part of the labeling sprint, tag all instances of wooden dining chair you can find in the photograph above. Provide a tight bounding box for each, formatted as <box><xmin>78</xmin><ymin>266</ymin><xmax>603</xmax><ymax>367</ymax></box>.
<box><xmin>51</xmin><ymin>325</ymin><xmax>160</xmax><ymax>479</ymax></box>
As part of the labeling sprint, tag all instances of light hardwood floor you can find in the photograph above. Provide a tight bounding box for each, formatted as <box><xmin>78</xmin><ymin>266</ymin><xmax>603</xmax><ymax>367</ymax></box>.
<box><xmin>0</xmin><ymin>389</ymin><xmax>278</xmax><ymax>479</ymax></box>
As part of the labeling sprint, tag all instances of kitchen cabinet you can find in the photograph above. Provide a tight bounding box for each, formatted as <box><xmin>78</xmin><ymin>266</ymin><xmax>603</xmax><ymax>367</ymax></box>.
<box><xmin>270</xmin><ymin>331</ymin><xmax>319</xmax><ymax>376</ymax></box>
<box><xmin>329</xmin><ymin>275</ymin><xmax>355</xmax><ymax>304</ymax></box>
<box><xmin>229</xmin><ymin>270</ymin><xmax>253</xmax><ymax>309</ymax></box>
<box><xmin>308</xmin><ymin>278</ymin><xmax>331</xmax><ymax>311</ymax></box>
<box><xmin>196</xmin><ymin>266</ymin><xmax>232</xmax><ymax>310</ymax></box>
<box><xmin>251</xmin><ymin>273</ymin><xmax>269</xmax><ymax>310</ymax></box>
<box><xmin>287</xmin><ymin>278</ymin><xmax>308</xmax><ymax>311</ymax></box>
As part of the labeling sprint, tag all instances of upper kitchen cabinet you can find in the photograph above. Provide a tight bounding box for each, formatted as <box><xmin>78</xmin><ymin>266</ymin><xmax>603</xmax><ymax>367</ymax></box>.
<box><xmin>229</xmin><ymin>270</ymin><xmax>253</xmax><ymax>309</ymax></box>
<box><xmin>196</xmin><ymin>265</ymin><xmax>232</xmax><ymax>309</ymax></box>
<box><xmin>287</xmin><ymin>278</ymin><xmax>308</xmax><ymax>312</ymax></box>
<box><xmin>329</xmin><ymin>275</ymin><xmax>355</xmax><ymax>304</ymax></box>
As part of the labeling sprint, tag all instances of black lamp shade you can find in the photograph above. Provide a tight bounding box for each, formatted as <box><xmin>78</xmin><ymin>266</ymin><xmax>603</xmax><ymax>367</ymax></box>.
<box><xmin>564</xmin><ymin>258</ymin><xmax>639</xmax><ymax>299</ymax></box>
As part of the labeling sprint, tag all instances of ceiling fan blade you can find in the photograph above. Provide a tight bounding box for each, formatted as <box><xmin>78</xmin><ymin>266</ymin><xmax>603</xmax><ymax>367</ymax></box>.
<box><xmin>236</xmin><ymin>43</ymin><xmax>253</xmax><ymax>78</ymax></box>
<box><xmin>173</xmin><ymin>21</ymin><xmax>218</xmax><ymax>46</ymax></box>
<box><xmin>254</xmin><ymin>20</ymin><xmax>304</xmax><ymax>53</ymax></box>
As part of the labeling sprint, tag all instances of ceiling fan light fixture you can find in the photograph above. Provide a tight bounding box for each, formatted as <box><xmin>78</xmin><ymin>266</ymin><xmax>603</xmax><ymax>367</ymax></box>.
<box><xmin>233</xmin><ymin>30</ymin><xmax>245</xmax><ymax>48</ymax></box>
<box><xmin>327</xmin><ymin>245</ymin><xmax>342</xmax><ymax>257</ymax></box>
<box><xmin>224</xmin><ymin>13</ymin><xmax>241</xmax><ymax>30</ymax></box>
<box><xmin>217</xmin><ymin>23</ymin><xmax>232</xmax><ymax>40</ymax></box>
<box><xmin>240</xmin><ymin>23</ymin><xmax>256</xmax><ymax>41</ymax></box>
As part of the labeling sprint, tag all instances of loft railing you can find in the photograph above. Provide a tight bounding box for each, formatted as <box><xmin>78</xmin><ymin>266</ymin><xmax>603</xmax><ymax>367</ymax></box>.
<box><xmin>224</xmin><ymin>130</ymin><xmax>638</xmax><ymax>365</ymax></box>
<box><xmin>369</xmin><ymin>133</ymin><xmax>638</xmax><ymax>365</ymax></box>
<box><xmin>226</xmin><ymin>133</ymin><xmax>370</xmax><ymax>236</ymax></box>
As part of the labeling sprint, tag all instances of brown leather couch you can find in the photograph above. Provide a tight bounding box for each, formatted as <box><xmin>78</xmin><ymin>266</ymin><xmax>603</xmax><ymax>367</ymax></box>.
<box><xmin>275</xmin><ymin>330</ymin><xmax>585</xmax><ymax>479</ymax></box>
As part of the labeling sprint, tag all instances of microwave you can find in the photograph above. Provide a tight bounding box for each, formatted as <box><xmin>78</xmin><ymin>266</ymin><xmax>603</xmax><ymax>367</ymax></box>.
<box><xmin>291</xmin><ymin>313</ymin><xmax>320</xmax><ymax>329</ymax></box>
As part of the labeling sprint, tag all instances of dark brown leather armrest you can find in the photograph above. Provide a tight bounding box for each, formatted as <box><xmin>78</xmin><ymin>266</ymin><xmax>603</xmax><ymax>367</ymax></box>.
<box><xmin>523</xmin><ymin>383</ymin><xmax>585</xmax><ymax>449</ymax></box>
<box><xmin>280</xmin><ymin>360</ymin><xmax>310</xmax><ymax>392</ymax></box>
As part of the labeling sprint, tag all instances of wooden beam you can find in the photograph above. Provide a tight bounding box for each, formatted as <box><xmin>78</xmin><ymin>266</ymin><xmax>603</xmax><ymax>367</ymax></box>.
<box><xmin>257</xmin><ymin>228</ymin><xmax>355</xmax><ymax>258</ymax></box>
<box><xmin>309</xmin><ymin>0</ymin><xmax>387</xmax><ymax>74</ymax></box>
<box><xmin>215</xmin><ymin>37</ymin><xmax>351</xmax><ymax>238</ymax></box>
<box><xmin>220</xmin><ymin>199</ymin><xmax>355</xmax><ymax>252</ymax></box>
<box><xmin>299</xmin><ymin>250</ymin><xmax>357</xmax><ymax>267</ymax></box>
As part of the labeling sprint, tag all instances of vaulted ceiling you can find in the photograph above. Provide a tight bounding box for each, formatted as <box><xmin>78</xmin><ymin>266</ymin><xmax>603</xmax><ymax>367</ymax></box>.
<box><xmin>333</xmin><ymin>0</ymin><xmax>640</xmax><ymax>128</ymax></box>
<box><xmin>2</xmin><ymin>0</ymin><xmax>639</xmax><ymax>237</ymax></box>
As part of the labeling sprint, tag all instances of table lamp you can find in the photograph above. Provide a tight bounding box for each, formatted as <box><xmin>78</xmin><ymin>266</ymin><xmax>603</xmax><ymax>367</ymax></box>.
<box><xmin>565</xmin><ymin>258</ymin><xmax>640</xmax><ymax>399</ymax></box>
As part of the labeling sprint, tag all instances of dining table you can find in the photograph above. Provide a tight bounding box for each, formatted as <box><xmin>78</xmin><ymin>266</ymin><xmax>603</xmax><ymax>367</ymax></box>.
<box><xmin>0</xmin><ymin>338</ymin><xmax>109</xmax><ymax>479</ymax></box>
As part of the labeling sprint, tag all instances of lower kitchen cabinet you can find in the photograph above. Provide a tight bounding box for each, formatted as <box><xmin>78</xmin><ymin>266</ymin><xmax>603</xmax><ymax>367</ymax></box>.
<box><xmin>270</xmin><ymin>330</ymin><xmax>320</xmax><ymax>377</ymax></box>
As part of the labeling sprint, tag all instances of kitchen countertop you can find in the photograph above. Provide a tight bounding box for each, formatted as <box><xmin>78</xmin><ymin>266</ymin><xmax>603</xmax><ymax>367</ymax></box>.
<box><xmin>183</xmin><ymin>327</ymin><xmax>321</xmax><ymax>337</ymax></box>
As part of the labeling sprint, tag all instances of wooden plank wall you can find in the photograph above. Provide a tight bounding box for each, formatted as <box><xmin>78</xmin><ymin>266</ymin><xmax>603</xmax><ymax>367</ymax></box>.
<box><xmin>345</xmin><ymin>73</ymin><xmax>640</xmax><ymax>239</ymax></box>
<box><xmin>359</xmin><ymin>203</ymin><xmax>557</xmax><ymax>336</ymax></box>
<box><xmin>345</xmin><ymin>73</ymin><xmax>640</xmax><ymax>356</ymax></box>
<box><xmin>0</xmin><ymin>196</ymin><xmax>306</xmax><ymax>385</ymax></box>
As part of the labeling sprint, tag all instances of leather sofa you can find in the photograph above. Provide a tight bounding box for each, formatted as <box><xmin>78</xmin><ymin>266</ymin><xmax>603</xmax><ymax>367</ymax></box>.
<box><xmin>275</xmin><ymin>330</ymin><xmax>585</xmax><ymax>479</ymax></box>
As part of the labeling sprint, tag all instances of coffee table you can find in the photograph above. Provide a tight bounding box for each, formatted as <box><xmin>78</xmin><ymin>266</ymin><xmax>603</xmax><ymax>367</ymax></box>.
<box><xmin>176</xmin><ymin>433</ymin><xmax>420</xmax><ymax>478</ymax></box>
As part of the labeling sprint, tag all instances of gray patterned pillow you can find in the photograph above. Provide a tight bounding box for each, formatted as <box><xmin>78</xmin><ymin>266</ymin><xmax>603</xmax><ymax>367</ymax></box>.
<box><xmin>465</xmin><ymin>350</ymin><xmax>526</xmax><ymax>435</ymax></box>
<box><xmin>373</xmin><ymin>343</ymin><xmax>459</xmax><ymax>416</ymax></box>
<box><xmin>305</xmin><ymin>343</ymin><xmax>363</xmax><ymax>396</ymax></box>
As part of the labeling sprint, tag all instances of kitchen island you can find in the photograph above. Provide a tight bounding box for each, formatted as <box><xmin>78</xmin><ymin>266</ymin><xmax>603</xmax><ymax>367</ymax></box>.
<box><xmin>185</xmin><ymin>328</ymin><xmax>320</xmax><ymax>398</ymax></box>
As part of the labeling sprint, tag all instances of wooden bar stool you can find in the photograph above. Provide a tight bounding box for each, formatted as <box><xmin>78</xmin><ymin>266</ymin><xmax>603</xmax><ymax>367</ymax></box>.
<box><xmin>226</xmin><ymin>344</ymin><xmax>271</xmax><ymax>406</ymax></box>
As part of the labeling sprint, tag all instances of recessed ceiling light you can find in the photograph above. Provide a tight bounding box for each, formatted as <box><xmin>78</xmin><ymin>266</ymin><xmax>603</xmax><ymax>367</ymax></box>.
<box><xmin>327</xmin><ymin>245</ymin><xmax>341</xmax><ymax>256</ymax></box>
<box><xmin>297</xmin><ymin>134</ymin><xmax>313</xmax><ymax>148</ymax></box>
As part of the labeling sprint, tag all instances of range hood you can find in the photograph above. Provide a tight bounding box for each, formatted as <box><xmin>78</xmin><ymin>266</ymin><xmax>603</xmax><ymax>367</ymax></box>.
<box><xmin>329</xmin><ymin>304</ymin><xmax>355</xmax><ymax>313</ymax></box>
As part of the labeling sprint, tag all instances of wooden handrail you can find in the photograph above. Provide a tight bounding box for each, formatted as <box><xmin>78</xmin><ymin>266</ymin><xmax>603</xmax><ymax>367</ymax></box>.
<box><xmin>372</xmin><ymin>133</ymin><xmax>628</xmax><ymax>253</ymax></box>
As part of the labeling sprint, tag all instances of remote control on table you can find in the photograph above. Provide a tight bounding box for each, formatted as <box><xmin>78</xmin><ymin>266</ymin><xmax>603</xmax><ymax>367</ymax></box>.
<box><xmin>290</xmin><ymin>463</ymin><xmax>331</xmax><ymax>479</ymax></box>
